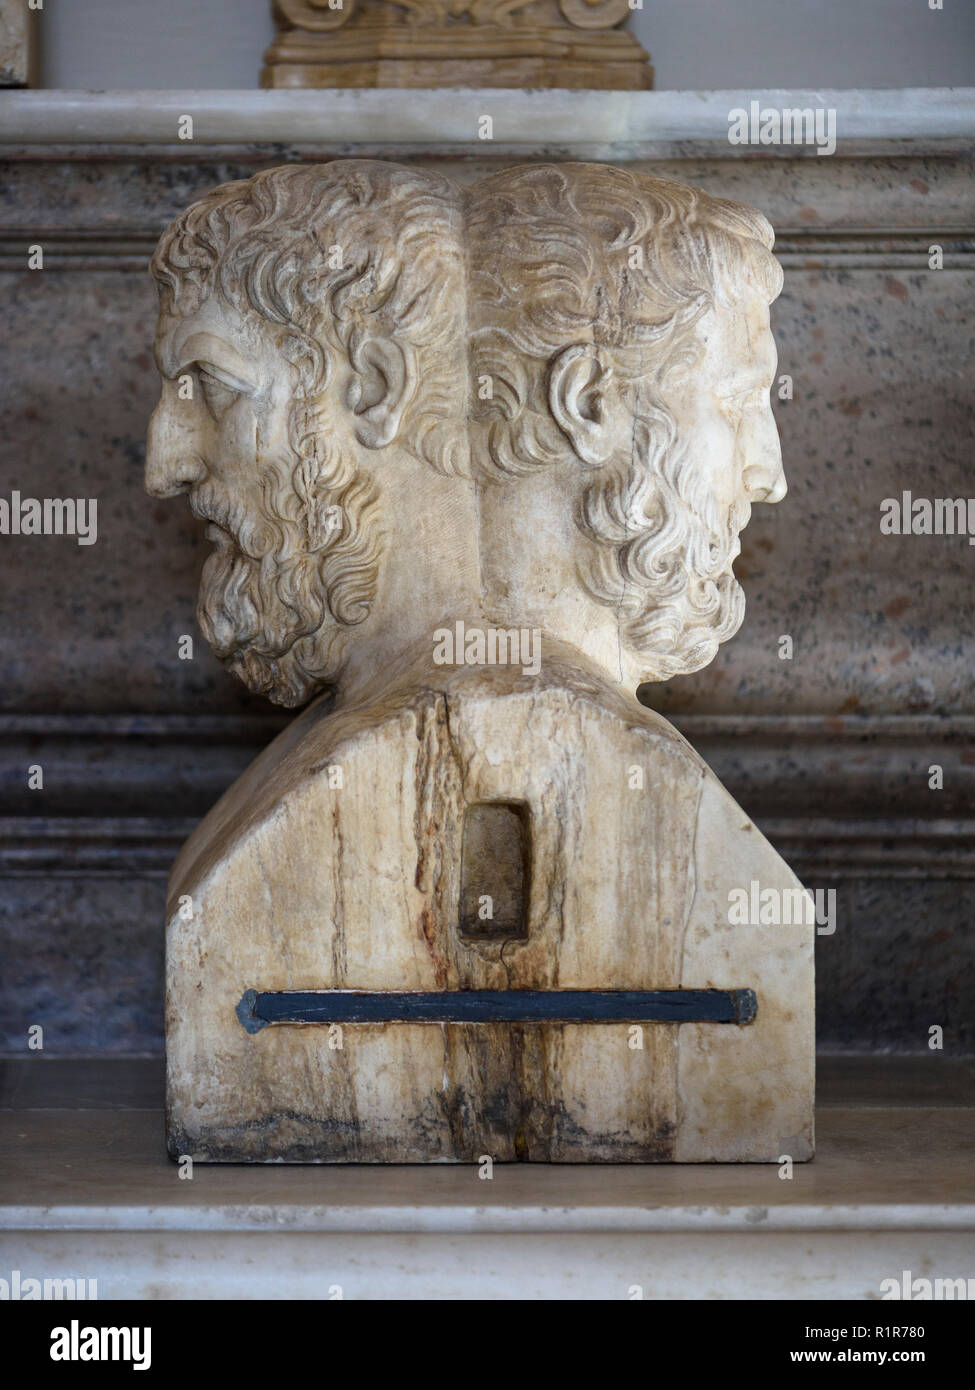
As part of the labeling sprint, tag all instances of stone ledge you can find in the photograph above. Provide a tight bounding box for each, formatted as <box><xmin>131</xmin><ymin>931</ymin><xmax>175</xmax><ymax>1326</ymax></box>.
<box><xmin>1</xmin><ymin>1059</ymin><xmax>972</xmax><ymax>1297</ymax></box>
<box><xmin>3</xmin><ymin>1107</ymin><xmax>973</xmax><ymax>1232</ymax></box>
<box><xmin>0</xmin><ymin>88</ymin><xmax>972</xmax><ymax>156</ymax></box>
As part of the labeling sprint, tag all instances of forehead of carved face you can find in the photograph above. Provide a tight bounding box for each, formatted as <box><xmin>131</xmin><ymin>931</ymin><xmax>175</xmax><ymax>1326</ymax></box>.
<box><xmin>676</xmin><ymin>297</ymin><xmax>786</xmax><ymax>511</ymax></box>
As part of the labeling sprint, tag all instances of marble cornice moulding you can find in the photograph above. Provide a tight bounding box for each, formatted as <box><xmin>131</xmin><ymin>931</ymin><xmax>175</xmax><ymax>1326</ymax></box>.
<box><xmin>0</xmin><ymin>88</ymin><xmax>973</xmax><ymax>156</ymax></box>
<box><xmin>2</xmin><ymin>225</ymin><xmax>972</xmax><ymax>273</ymax></box>
<box><xmin>6</xmin><ymin>816</ymin><xmax>975</xmax><ymax>881</ymax></box>
<box><xmin>2</xmin><ymin>713</ymin><xmax>974</xmax><ymax>880</ymax></box>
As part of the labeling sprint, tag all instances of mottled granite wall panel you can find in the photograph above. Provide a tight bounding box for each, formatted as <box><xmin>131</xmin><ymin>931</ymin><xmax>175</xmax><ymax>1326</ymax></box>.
<box><xmin>651</xmin><ymin>265</ymin><xmax>975</xmax><ymax>717</ymax></box>
<box><xmin>811</xmin><ymin>877</ymin><xmax>975</xmax><ymax>1054</ymax></box>
<box><xmin>0</xmin><ymin>876</ymin><xmax>165</xmax><ymax>1054</ymax></box>
<box><xmin>0</xmin><ymin>148</ymin><xmax>971</xmax><ymax>1055</ymax></box>
<box><xmin>0</xmin><ymin>270</ymin><xmax>262</xmax><ymax>715</ymax></box>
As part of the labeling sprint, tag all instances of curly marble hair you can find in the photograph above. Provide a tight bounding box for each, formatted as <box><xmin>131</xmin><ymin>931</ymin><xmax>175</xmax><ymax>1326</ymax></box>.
<box><xmin>465</xmin><ymin>163</ymin><xmax>784</xmax><ymax>681</ymax></box>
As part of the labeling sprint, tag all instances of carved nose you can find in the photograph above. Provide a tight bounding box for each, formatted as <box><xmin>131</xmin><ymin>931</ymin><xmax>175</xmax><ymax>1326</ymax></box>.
<box><xmin>744</xmin><ymin>464</ymin><xmax>787</xmax><ymax>504</ymax></box>
<box><xmin>741</xmin><ymin>409</ymin><xmax>787</xmax><ymax>504</ymax></box>
<box><xmin>763</xmin><ymin>469</ymin><xmax>788</xmax><ymax>504</ymax></box>
<box><xmin>145</xmin><ymin>400</ymin><xmax>207</xmax><ymax>498</ymax></box>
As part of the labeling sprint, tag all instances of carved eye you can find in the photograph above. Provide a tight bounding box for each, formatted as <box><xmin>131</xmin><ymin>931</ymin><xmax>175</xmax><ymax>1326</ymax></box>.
<box><xmin>197</xmin><ymin>367</ymin><xmax>240</xmax><ymax>421</ymax></box>
<box><xmin>718</xmin><ymin>386</ymin><xmax>760</xmax><ymax>420</ymax></box>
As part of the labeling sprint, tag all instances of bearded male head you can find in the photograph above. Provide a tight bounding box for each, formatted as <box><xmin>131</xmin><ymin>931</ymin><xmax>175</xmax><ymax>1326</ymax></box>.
<box><xmin>465</xmin><ymin>163</ymin><xmax>786</xmax><ymax>688</ymax></box>
<box><xmin>146</xmin><ymin>161</ymin><xmax>471</xmax><ymax>707</ymax></box>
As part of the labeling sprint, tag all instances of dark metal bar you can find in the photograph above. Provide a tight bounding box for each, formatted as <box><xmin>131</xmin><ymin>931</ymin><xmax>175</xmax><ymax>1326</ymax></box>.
<box><xmin>237</xmin><ymin>987</ymin><xmax>757</xmax><ymax>1033</ymax></box>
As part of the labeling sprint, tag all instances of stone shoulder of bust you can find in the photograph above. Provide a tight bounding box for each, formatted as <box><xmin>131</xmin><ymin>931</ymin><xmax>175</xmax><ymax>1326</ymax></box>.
<box><xmin>168</xmin><ymin>641</ymin><xmax>701</xmax><ymax>913</ymax></box>
<box><xmin>165</xmin><ymin>646</ymin><xmax>812</xmax><ymax>1164</ymax></box>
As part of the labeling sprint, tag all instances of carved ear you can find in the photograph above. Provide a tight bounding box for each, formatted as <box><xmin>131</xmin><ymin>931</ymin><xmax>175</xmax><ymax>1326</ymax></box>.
<box><xmin>548</xmin><ymin>343</ymin><xmax>616</xmax><ymax>467</ymax></box>
<box><xmin>345</xmin><ymin>334</ymin><xmax>416</xmax><ymax>449</ymax></box>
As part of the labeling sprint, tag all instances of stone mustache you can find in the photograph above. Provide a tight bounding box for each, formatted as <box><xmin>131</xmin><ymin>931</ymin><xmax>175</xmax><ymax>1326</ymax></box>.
<box><xmin>147</xmin><ymin>162</ymin><xmax>814</xmax><ymax>1163</ymax></box>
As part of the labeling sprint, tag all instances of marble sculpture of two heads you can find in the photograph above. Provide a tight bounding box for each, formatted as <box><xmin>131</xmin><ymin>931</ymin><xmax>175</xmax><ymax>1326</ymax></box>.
<box><xmin>146</xmin><ymin>160</ymin><xmax>786</xmax><ymax>708</ymax></box>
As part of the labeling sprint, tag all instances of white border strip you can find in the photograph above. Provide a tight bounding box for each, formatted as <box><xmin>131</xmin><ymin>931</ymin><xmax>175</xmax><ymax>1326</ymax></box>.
<box><xmin>2</xmin><ymin>1203</ymin><xmax>974</xmax><ymax>1234</ymax></box>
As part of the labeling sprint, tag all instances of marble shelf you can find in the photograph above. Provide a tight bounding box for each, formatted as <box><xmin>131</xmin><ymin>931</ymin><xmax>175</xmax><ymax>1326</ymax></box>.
<box><xmin>0</xmin><ymin>88</ymin><xmax>972</xmax><ymax>158</ymax></box>
<box><xmin>1</xmin><ymin>1057</ymin><xmax>973</xmax><ymax>1299</ymax></box>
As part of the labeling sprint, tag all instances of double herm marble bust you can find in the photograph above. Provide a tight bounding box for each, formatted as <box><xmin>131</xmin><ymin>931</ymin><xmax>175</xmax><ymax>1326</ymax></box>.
<box><xmin>146</xmin><ymin>161</ymin><xmax>813</xmax><ymax>1163</ymax></box>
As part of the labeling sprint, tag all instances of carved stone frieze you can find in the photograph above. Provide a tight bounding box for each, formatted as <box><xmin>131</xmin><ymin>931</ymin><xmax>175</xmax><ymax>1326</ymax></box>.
<box><xmin>262</xmin><ymin>0</ymin><xmax>653</xmax><ymax>89</ymax></box>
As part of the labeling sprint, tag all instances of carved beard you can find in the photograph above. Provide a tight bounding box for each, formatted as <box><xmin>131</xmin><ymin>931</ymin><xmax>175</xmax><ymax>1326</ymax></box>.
<box><xmin>579</xmin><ymin>418</ymin><xmax>749</xmax><ymax>681</ymax></box>
<box><xmin>191</xmin><ymin>458</ymin><xmax>342</xmax><ymax>708</ymax></box>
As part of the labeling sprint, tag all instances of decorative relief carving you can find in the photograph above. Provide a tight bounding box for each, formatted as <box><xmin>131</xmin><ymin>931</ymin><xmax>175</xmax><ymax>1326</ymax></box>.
<box><xmin>262</xmin><ymin>0</ymin><xmax>653</xmax><ymax>88</ymax></box>
<box><xmin>277</xmin><ymin>0</ymin><xmax>359</xmax><ymax>29</ymax></box>
<box><xmin>0</xmin><ymin>0</ymin><xmax>36</xmax><ymax>87</ymax></box>
<box><xmin>278</xmin><ymin>0</ymin><xmax>358</xmax><ymax>28</ymax></box>
<box><xmin>147</xmin><ymin>161</ymin><xmax>813</xmax><ymax>1164</ymax></box>
<box><xmin>558</xmin><ymin>0</ymin><xmax>631</xmax><ymax>29</ymax></box>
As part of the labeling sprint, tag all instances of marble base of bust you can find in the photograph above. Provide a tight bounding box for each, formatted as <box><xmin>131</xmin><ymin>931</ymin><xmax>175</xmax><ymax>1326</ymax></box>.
<box><xmin>167</xmin><ymin>648</ymin><xmax>814</xmax><ymax>1163</ymax></box>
